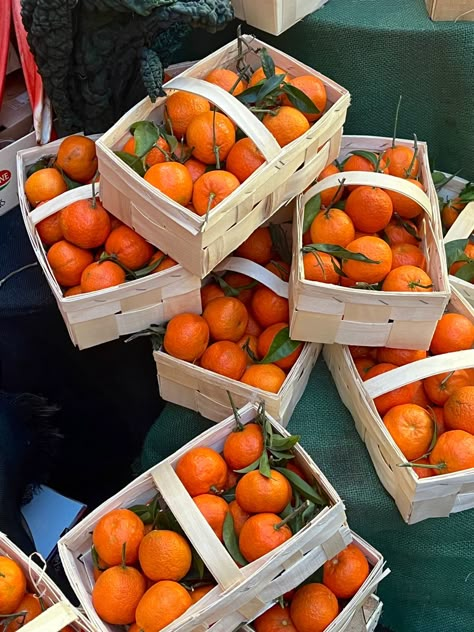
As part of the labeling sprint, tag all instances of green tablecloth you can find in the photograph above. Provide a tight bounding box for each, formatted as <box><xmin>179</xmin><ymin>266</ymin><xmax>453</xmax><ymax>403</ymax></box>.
<box><xmin>177</xmin><ymin>0</ymin><xmax>474</xmax><ymax>180</ymax></box>
<box><xmin>140</xmin><ymin>357</ymin><xmax>474</xmax><ymax>632</ymax></box>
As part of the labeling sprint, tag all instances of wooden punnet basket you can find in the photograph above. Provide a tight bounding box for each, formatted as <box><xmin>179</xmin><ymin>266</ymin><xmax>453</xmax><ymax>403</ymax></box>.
<box><xmin>425</xmin><ymin>0</ymin><xmax>474</xmax><ymax>21</ymax></box>
<box><xmin>58</xmin><ymin>402</ymin><xmax>351</xmax><ymax>632</ymax></box>
<box><xmin>290</xmin><ymin>135</ymin><xmax>450</xmax><ymax>349</ymax></box>
<box><xmin>155</xmin><ymin>254</ymin><xmax>321</xmax><ymax>426</ymax></box>
<box><xmin>96</xmin><ymin>34</ymin><xmax>350</xmax><ymax>278</ymax></box>
<box><xmin>0</xmin><ymin>531</ymin><xmax>94</xmax><ymax>632</ymax></box>
<box><xmin>231</xmin><ymin>0</ymin><xmax>330</xmax><ymax>35</ymax></box>
<box><xmin>211</xmin><ymin>531</ymin><xmax>389</xmax><ymax>632</ymax></box>
<box><xmin>442</xmin><ymin>175</ymin><xmax>474</xmax><ymax>305</ymax></box>
<box><xmin>324</xmin><ymin>287</ymin><xmax>474</xmax><ymax>524</ymax></box>
<box><xmin>17</xmin><ymin>142</ymin><xmax>201</xmax><ymax>349</ymax></box>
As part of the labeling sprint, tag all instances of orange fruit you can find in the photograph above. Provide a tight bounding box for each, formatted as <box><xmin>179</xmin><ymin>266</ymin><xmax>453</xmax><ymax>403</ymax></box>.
<box><xmin>383</xmin><ymin>403</ymin><xmax>434</xmax><ymax>461</ymax></box>
<box><xmin>226</xmin><ymin>138</ymin><xmax>266</xmax><ymax>183</ymax></box>
<box><xmin>6</xmin><ymin>593</ymin><xmax>42</xmax><ymax>631</ymax></box>
<box><xmin>411</xmin><ymin>457</ymin><xmax>435</xmax><ymax>478</ymax></box>
<box><xmin>411</xmin><ymin>381</ymin><xmax>431</xmax><ymax>408</ymax></box>
<box><xmin>238</xmin><ymin>333</ymin><xmax>259</xmax><ymax>364</ymax></box>
<box><xmin>444</xmin><ymin>386</ymin><xmax>474</xmax><ymax>434</ymax></box>
<box><xmin>60</xmin><ymin>198</ymin><xmax>111</xmax><ymax>249</ymax></box>
<box><xmin>200</xmin><ymin>340</ymin><xmax>247</xmax><ymax>379</ymax></box>
<box><xmin>376</xmin><ymin>347</ymin><xmax>427</xmax><ymax>367</ymax></box>
<box><xmin>164</xmin><ymin>91</ymin><xmax>210</xmax><ymax>138</ymax></box>
<box><xmin>281</xmin><ymin>75</ymin><xmax>327</xmax><ymax>121</ymax></box>
<box><xmin>241</xmin><ymin>363</ymin><xmax>286</xmax><ymax>393</ymax></box>
<box><xmin>349</xmin><ymin>345</ymin><xmax>377</xmax><ymax>359</ymax></box>
<box><xmin>80</xmin><ymin>260</ymin><xmax>126</xmax><ymax>292</ymax></box>
<box><xmin>266</xmin><ymin>260</ymin><xmax>290</xmax><ymax>281</ymax></box>
<box><xmin>386</xmin><ymin>179</ymin><xmax>424</xmax><ymax>219</ymax></box>
<box><xmin>254</xmin><ymin>604</ymin><xmax>298</xmax><ymax>632</ymax></box>
<box><xmin>189</xmin><ymin>584</ymin><xmax>215</xmax><ymax>604</ymax></box>
<box><xmin>184</xmin><ymin>158</ymin><xmax>206</xmax><ymax>183</ymax></box>
<box><xmin>239</xmin><ymin>513</ymin><xmax>292</xmax><ymax>562</ymax></box>
<box><xmin>343</xmin><ymin>153</ymin><xmax>388</xmax><ymax>192</ymax></box>
<box><xmin>25</xmin><ymin>168</ymin><xmax>68</xmax><ymax>207</ymax></box>
<box><xmin>429</xmin><ymin>430</ymin><xmax>474</xmax><ymax>474</ymax></box>
<box><xmin>122</xmin><ymin>137</ymin><xmax>171</xmax><ymax>166</ymax></box>
<box><xmin>92</xmin><ymin>508</ymin><xmax>145</xmax><ymax>566</ymax></box>
<box><xmin>47</xmin><ymin>240</ymin><xmax>94</xmax><ymax>287</ymax></box>
<box><xmin>382</xmin><ymin>265</ymin><xmax>433</xmax><ymax>292</ymax></box>
<box><xmin>186</xmin><ymin>111</ymin><xmax>236</xmax><ymax>165</ymax></box>
<box><xmin>246</xmin><ymin>312</ymin><xmax>263</xmax><ymax>336</ymax></box>
<box><xmin>148</xmin><ymin>251</ymin><xmax>177</xmax><ymax>272</ymax></box>
<box><xmin>0</xmin><ymin>557</ymin><xmax>26</xmax><ymax>615</ymax></box>
<box><xmin>204</xmin><ymin>68</ymin><xmax>247</xmax><ymax>95</ymax></box>
<box><xmin>201</xmin><ymin>283</ymin><xmax>225</xmax><ymax>308</ymax></box>
<box><xmin>144</xmin><ymin>162</ymin><xmax>193</xmax><ymax>206</ymax></box>
<box><xmin>384</xmin><ymin>218</ymin><xmax>420</xmax><ymax>246</ymax></box>
<box><xmin>163</xmin><ymin>313</ymin><xmax>209</xmax><ymax>362</ymax></box>
<box><xmin>56</xmin><ymin>135</ymin><xmax>98</xmax><ymax>183</ymax></box>
<box><xmin>235</xmin><ymin>227</ymin><xmax>274</xmax><ymax>265</ymax></box>
<box><xmin>263</xmin><ymin>106</ymin><xmax>310</xmax><ymax>147</ymax></box>
<box><xmin>257</xmin><ymin>323</ymin><xmax>303</xmax><ymax>370</ymax></box>
<box><xmin>203</xmin><ymin>296</ymin><xmax>249</xmax><ymax>341</ymax></box>
<box><xmin>135</xmin><ymin>581</ymin><xmax>192</xmax><ymax>631</ymax></box>
<box><xmin>323</xmin><ymin>544</ymin><xmax>370</xmax><ymax>599</ymax></box>
<box><xmin>309</xmin><ymin>208</ymin><xmax>355</xmax><ymax>248</ymax></box>
<box><xmin>36</xmin><ymin>211</ymin><xmax>63</xmax><ymax>245</ymax></box>
<box><xmin>138</xmin><ymin>530</ymin><xmax>191</xmax><ymax>582</ymax></box>
<box><xmin>431</xmin><ymin>406</ymin><xmax>447</xmax><ymax>436</ymax></box>
<box><xmin>390</xmin><ymin>243</ymin><xmax>426</xmax><ymax>270</ymax></box>
<box><xmin>236</xmin><ymin>469</ymin><xmax>292</xmax><ymax>514</ymax></box>
<box><xmin>225</xmin><ymin>468</ymin><xmax>240</xmax><ymax>491</ymax></box>
<box><xmin>105</xmin><ymin>226</ymin><xmax>154</xmax><ymax>270</ymax></box>
<box><xmin>290</xmin><ymin>583</ymin><xmax>339</xmax><ymax>632</ymax></box>
<box><xmin>223</xmin><ymin>423</ymin><xmax>264</xmax><ymax>470</ymax></box>
<box><xmin>223</xmin><ymin>271</ymin><xmax>255</xmax><ymax>305</ymax></box>
<box><xmin>442</xmin><ymin>198</ymin><xmax>465</xmax><ymax>229</ymax></box>
<box><xmin>251</xmin><ymin>286</ymin><xmax>289</xmax><ymax>328</ymax></box>
<box><xmin>450</xmin><ymin>242</ymin><xmax>474</xmax><ymax>277</ymax></box>
<box><xmin>382</xmin><ymin>145</ymin><xmax>419</xmax><ymax>179</ymax></box>
<box><xmin>63</xmin><ymin>285</ymin><xmax>82</xmax><ymax>297</ymax></box>
<box><xmin>423</xmin><ymin>370</ymin><xmax>473</xmax><ymax>406</ymax></box>
<box><xmin>345</xmin><ymin>186</ymin><xmax>393</xmax><ymax>233</ymax></box>
<box><xmin>354</xmin><ymin>356</ymin><xmax>376</xmax><ymax>379</ymax></box>
<box><xmin>248</xmin><ymin>66</ymin><xmax>288</xmax><ymax>87</ymax></box>
<box><xmin>342</xmin><ymin>236</ymin><xmax>392</xmax><ymax>284</ymax></box>
<box><xmin>228</xmin><ymin>500</ymin><xmax>250</xmax><ymax>537</ymax></box>
<box><xmin>92</xmin><ymin>565</ymin><xmax>146</xmax><ymax>625</ymax></box>
<box><xmin>193</xmin><ymin>494</ymin><xmax>230</xmax><ymax>540</ymax></box>
<box><xmin>303</xmin><ymin>251</ymin><xmax>340</xmax><ymax>284</ymax></box>
<box><xmin>175</xmin><ymin>446</ymin><xmax>228</xmax><ymax>497</ymax></box>
<box><xmin>430</xmin><ymin>313</ymin><xmax>474</xmax><ymax>355</ymax></box>
<box><xmin>364</xmin><ymin>362</ymin><xmax>420</xmax><ymax>416</ymax></box>
<box><xmin>192</xmin><ymin>170</ymin><xmax>240</xmax><ymax>216</ymax></box>
<box><xmin>317</xmin><ymin>163</ymin><xmax>344</xmax><ymax>208</ymax></box>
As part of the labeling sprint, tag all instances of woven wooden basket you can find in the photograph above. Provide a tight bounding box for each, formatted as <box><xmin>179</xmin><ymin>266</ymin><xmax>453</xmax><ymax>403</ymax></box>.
<box><xmin>425</xmin><ymin>0</ymin><xmax>474</xmax><ymax>21</ymax></box>
<box><xmin>324</xmin><ymin>287</ymin><xmax>474</xmax><ymax>524</ymax></box>
<box><xmin>0</xmin><ymin>531</ymin><xmax>94</xmax><ymax>632</ymax></box>
<box><xmin>96</xmin><ymin>34</ymin><xmax>350</xmax><ymax>278</ymax></box>
<box><xmin>58</xmin><ymin>402</ymin><xmax>350</xmax><ymax>632</ymax></box>
<box><xmin>231</xmin><ymin>0</ymin><xmax>330</xmax><ymax>35</ymax></box>
<box><xmin>290</xmin><ymin>135</ymin><xmax>450</xmax><ymax>349</ymax></box>
<box><xmin>442</xmin><ymin>175</ymin><xmax>474</xmax><ymax>305</ymax></box>
<box><xmin>17</xmin><ymin>148</ymin><xmax>202</xmax><ymax>350</ymax></box>
<box><xmin>211</xmin><ymin>531</ymin><xmax>389</xmax><ymax>632</ymax></box>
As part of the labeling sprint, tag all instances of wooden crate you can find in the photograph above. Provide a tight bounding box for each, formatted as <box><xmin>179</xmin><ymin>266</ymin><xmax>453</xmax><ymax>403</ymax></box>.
<box><xmin>0</xmin><ymin>531</ymin><xmax>94</xmax><ymax>632</ymax></box>
<box><xmin>231</xmin><ymin>0</ymin><xmax>330</xmax><ymax>35</ymax></box>
<box><xmin>290</xmin><ymin>135</ymin><xmax>450</xmax><ymax>350</ymax></box>
<box><xmin>212</xmin><ymin>531</ymin><xmax>388</xmax><ymax>632</ymax></box>
<box><xmin>58</xmin><ymin>402</ymin><xmax>350</xmax><ymax>632</ymax></box>
<box><xmin>442</xmin><ymin>175</ymin><xmax>474</xmax><ymax>305</ymax></box>
<box><xmin>425</xmin><ymin>0</ymin><xmax>474</xmax><ymax>21</ymax></box>
<box><xmin>324</xmin><ymin>287</ymin><xmax>474</xmax><ymax>524</ymax></box>
<box><xmin>17</xmin><ymin>140</ymin><xmax>202</xmax><ymax>349</ymax></box>
<box><xmin>97</xmin><ymin>34</ymin><xmax>350</xmax><ymax>278</ymax></box>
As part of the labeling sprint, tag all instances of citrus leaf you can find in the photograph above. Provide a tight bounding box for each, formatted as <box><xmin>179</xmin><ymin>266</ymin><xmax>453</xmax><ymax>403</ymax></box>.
<box><xmin>160</xmin><ymin>128</ymin><xmax>179</xmax><ymax>155</ymax></box>
<box><xmin>223</xmin><ymin>513</ymin><xmax>247</xmax><ymax>566</ymax></box>
<box><xmin>260</xmin><ymin>327</ymin><xmax>301</xmax><ymax>364</ymax></box>
<box><xmin>192</xmin><ymin>549</ymin><xmax>205</xmax><ymax>580</ymax></box>
<box><xmin>280</xmin><ymin>503</ymin><xmax>294</xmax><ymax>519</ymax></box>
<box><xmin>350</xmin><ymin>150</ymin><xmax>379</xmax><ymax>170</ymax></box>
<box><xmin>282</xmin><ymin>84</ymin><xmax>319</xmax><ymax>114</ymax></box>
<box><xmin>445</xmin><ymin>239</ymin><xmax>469</xmax><ymax>268</ymax></box>
<box><xmin>115</xmin><ymin>151</ymin><xmax>145</xmax><ymax>177</ymax></box>
<box><xmin>237</xmin><ymin>83</ymin><xmax>266</xmax><ymax>105</ymax></box>
<box><xmin>332</xmin><ymin>199</ymin><xmax>346</xmax><ymax>210</ymax></box>
<box><xmin>256</xmin><ymin>74</ymin><xmax>285</xmax><ymax>103</ymax></box>
<box><xmin>234</xmin><ymin>457</ymin><xmax>261</xmax><ymax>474</ymax></box>
<box><xmin>221</xmin><ymin>488</ymin><xmax>236</xmax><ymax>502</ymax></box>
<box><xmin>259</xmin><ymin>449</ymin><xmax>271</xmax><ymax>478</ymax></box>
<box><xmin>59</xmin><ymin>170</ymin><xmax>84</xmax><ymax>190</ymax></box>
<box><xmin>275</xmin><ymin>467</ymin><xmax>326</xmax><ymax>505</ymax></box>
<box><xmin>268</xmin><ymin>449</ymin><xmax>296</xmax><ymax>461</ymax></box>
<box><xmin>302</xmin><ymin>501</ymin><xmax>317</xmax><ymax>523</ymax></box>
<box><xmin>130</xmin><ymin>121</ymin><xmax>159</xmax><ymax>157</ymax></box>
<box><xmin>260</xmin><ymin>48</ymin><xmax>276</xmax><ymax>78</ymax></box>
<box><xmin>269</xmin><ymin>223</ymin><xmax>292</xmax><ymax>264</ymax></box>
<box><xmin>270</xmin><ymin>434</ymin><xmax>301</xmax><ymax>450</ymax></box>
<box><xmin>431</xmin><ymin>170</ymin><xmax>449</xmax><ymax>187</ymax></box>
<box><xmin>26</xmin><ymin>156</ymin><xmax>54</xmax><ymax>177</ymax></box>
<box><xmin>302</xmin><ymin>243</ymin><xmax>380</xmax><ymax>263</ymax></box>
<box><xmin>303</xmin><ymin>194</ymin><xmax>321</xmax><ymax>234</ymax></box>
<box><xmin>454</xmin><ymin>261</ymin><xmax>474</xmax><ymax>282</ymax></box>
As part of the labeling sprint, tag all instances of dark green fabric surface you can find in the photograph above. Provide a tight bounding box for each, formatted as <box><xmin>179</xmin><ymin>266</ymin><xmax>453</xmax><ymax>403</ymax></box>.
<box><xmin>140</xmin><ymin>357</ymin><xmax>474</xmax><ymax>632</ymax></box>
<box><xmin>176</xmin><ymin>0</ymin><xmax>474</xmax><ymax>180</ymax></box>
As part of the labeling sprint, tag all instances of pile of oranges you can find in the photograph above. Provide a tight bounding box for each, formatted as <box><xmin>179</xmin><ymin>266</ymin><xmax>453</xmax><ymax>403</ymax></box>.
<box><xmin>0</xmin><ymin>555</ymin><xmax>75</xmax><ymax>631</ymax></box>
<box><xmin>302</xmin><ymin>146</ymin><xmax>434</xmax><ymax>292</ymax></box>
<box><xmin>160</xmin><ymin>225</ymin><xmax>303</xmax><ymax>393</ymax></box>
<box><xmin>120</xmin><ymin>52</ymin><xmax>327</xmax><ymax>217</ymax></box>
<box><xmin>252</xmin><ymin>543</ymin><xmax>371</xmax><ymax>632</ymax></box>
<box><xmin>351</xmin><ymin>311</ymin><xmax>474</xmax><ymax>475</ymax></box>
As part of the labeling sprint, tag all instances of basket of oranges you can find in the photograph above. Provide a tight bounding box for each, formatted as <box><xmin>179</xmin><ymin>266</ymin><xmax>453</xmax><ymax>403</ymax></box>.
<box><xmin>58</xmin><ymin>401</ymin><xmax>352</xmax><ymax>632</ymax></box>
<box><xmin>0</xmin><ymin>531</ymin><xmax>94</xmax><ymax>632</ymax></box>
<box><xmin>17</xmin><ymin>135</ymin><xmax>202</xmax><ymax>350</ymax></box>
<box><xmin>324</xmin><ymin>286</ymin><xmax>474</xmax><ymax>523</ymax></box>
<box><xmin>290</xmin><ymin>134</ymin><xmax>450</xmax><ymax>350</ymax></box>
<box><xmin>96</xmin><ymin>33</ymin><xmax>350</xmax><ymax>278</ymax></box>
<box><xmin>231</xmin><ymin>0</ymin><xmax>330</xmax><ymax>36</ymax></box>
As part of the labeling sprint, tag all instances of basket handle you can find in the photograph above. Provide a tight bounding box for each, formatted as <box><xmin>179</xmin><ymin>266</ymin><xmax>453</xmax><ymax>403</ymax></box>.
<box><xmin>444</xmin><ymin>202</ymin><xmax>474</xmax><ymax>243</ymax></box>
<box><xmin>363</xmin><ymin>348</ymin><xmax>474</xmax><ymax>399</ymax></box>
<box><xmin>213</xmin><ymin>256</ymin><xmax>289</xmax><ymax>298</ymax></box>
<box><xmin>164</xmin><ymin>76</ymin><xmax>282</xmax><ymax>161</ymax></box>
<box><xmin>21</xmin><ymin>602</ymin><xmax>78</xmax><ymax>632</ymax></box>
<box><xmin>29</xmin><ymin>185</ymin><xmax>93</xmax><ymax>225</ymax></box>
<box><xmin>302</xmin><ymin>171</ymin><xmax>433</xmax><ymax>222</ymax></box>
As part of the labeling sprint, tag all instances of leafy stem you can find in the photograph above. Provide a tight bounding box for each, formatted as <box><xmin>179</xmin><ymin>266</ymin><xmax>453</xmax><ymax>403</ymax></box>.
<box><xmin>275</xmin><ymin>501</ymin><xmax>310</xmax><ymax>530</ymax></box>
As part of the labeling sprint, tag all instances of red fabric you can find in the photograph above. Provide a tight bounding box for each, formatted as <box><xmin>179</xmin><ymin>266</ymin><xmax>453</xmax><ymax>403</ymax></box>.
<box><xmin>0</xmin><ymin>1</ymin><xmax>12</xmax><ymax>106</ymax></box>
